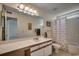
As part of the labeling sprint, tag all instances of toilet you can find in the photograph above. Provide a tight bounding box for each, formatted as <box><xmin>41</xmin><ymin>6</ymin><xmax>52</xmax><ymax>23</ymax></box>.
<box><xmin>52</xmin><ymin>43</ymin><xmax>62</xmax><ymax>53</ymax></box>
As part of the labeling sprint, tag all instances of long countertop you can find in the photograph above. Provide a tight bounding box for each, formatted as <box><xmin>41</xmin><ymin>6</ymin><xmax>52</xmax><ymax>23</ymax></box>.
<box><xmin>0</xmin><ymin>37</ymin><xmax>52</xmax><ymax>55</ymax></box>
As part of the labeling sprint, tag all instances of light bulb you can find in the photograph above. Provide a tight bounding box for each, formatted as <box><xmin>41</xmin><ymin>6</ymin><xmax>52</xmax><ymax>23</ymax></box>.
<box><xmin>34</xmin><ymin>10</ymin><xmax>37</xmax><ymax>14</ymax></box>
<box><xmin>24</xmin><ymin>7</ymin><xmax>29</xmax><ymax>11</ymax></box>
<box><xmin>19</xmin><ymin>4</ymin><xmax>24</xmax><ymax>10</ymax></box>
<box><xmin>29</xmin><ymin>9</ymin><xmax>33</xmax><ymax>12</ymax></box>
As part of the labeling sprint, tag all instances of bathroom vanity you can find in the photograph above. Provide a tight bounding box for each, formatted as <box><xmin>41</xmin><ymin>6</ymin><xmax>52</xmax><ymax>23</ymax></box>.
<box><xmin>0</xmin><ymin>4</ymin><xmax>53</xmax><ymax>56</ymax></box>
<box><xmin>0</xmin><ymin>37</ymin><xmax>52</xmax><ymax>56</ymax></box>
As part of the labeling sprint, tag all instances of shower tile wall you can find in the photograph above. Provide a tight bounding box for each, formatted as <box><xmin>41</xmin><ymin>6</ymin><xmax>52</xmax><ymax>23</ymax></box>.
<box><xmin>66</xmin><ymin>17</ymin><xmax>79</xmax><ymax>45</ymax></box>
<box><xmin>52</xmin><ymin>14</ymin><xmax>79</xmax><ymax>52</ymax></box>
<box><xmin>52</xmin><ymin>17</ymin><xmax>68</xmax><ymax>51</ymax></box>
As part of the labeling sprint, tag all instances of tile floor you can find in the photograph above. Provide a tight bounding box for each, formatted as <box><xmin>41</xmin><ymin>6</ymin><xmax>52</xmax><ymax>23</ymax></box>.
<box><xmin>52</xmin><ymin>49</ymin><xmax>71</xmax><ymax>56</ymax></box>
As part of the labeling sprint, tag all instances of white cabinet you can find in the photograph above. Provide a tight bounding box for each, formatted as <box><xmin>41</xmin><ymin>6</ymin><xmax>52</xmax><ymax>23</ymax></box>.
<box><xmin>31</xmin><ymin>41</ymin><xmax>52</xmax><ymax>56</ymax></box>
<box><xmin>44</xmin><ymin>45</ymin><xmax>52</xmax><ymax>56</ymax></box>
<box><xmin>31</xmin><ymin>48</ymin><xmax>44</xmax><ymax>56</ymax></box>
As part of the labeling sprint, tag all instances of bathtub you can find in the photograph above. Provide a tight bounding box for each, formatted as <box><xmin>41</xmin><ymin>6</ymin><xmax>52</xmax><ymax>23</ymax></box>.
<box><xmin>68</xmin><ymin>44</ymin><xmax>79</xmax><ymax>55</ymax></box>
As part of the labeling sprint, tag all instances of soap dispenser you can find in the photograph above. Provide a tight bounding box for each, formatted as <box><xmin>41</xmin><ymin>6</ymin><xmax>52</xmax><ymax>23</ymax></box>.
<box><xmin>44</xmin><ymin>32</ymin><xmax>47</xmax><ymax>38</ymax></box>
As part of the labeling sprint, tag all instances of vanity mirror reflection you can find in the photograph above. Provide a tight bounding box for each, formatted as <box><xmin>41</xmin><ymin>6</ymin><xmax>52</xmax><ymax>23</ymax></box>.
<box><xmin>0</xmin><ymin>4</ymin><xmax>44</xmax><ymax>40</ymax></box>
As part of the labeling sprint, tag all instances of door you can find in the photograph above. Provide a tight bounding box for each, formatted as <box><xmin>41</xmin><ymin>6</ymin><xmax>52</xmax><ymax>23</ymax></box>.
<box><xmin>6</xmin><ymin>17</ymin><xmax>17</xmax><ymax>40</ymax></box>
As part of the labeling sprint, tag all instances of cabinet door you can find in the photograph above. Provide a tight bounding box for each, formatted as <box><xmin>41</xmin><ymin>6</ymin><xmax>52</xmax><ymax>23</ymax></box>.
<box><xmin>31</xmin><ymin>48</ymin><xmax>44</xmax><ymax>56</ymax></box>
<box><xmin>44</xmin><ymin>45</ymin><xmax>52</xmax><ymax>56</ymax></box>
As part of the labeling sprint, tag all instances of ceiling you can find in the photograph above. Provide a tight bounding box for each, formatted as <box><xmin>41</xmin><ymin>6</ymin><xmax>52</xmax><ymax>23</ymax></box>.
<box><xmin>3</xmin><ymin>3</ymin><xmax>79</xmax><ymax>17</ymax></box>
<box><xmin>32</xmin><ymin>3</ymin><xmax>79</xmax><ymax>16</ymax></box>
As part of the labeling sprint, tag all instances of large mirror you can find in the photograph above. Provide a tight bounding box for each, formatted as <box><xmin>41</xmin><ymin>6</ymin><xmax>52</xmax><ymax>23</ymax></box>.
<box><xmin>2</xmin><ymin>4</ymin><xmax>44</xmax><ymax>40</ymax></box>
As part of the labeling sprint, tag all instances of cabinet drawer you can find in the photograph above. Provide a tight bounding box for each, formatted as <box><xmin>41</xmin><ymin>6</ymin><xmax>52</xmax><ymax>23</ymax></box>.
<box><xmin>31</xmin><ymin>45</ymin><xmax>39</xmax><ymax>51</ymax></box>
<box><xmin>31</xmin><ymin>48</ymin><xmax>44</xmax><ymax>56</ymax></box>
<box><xmin>39</xmin><ymin>41</ymin><xmax>52</xmax><ymax>48</ymax></box>
<box><xmin>46</xmin><ymin>41</ymin><xmax>52</xmax><ymax>45</ymax></box>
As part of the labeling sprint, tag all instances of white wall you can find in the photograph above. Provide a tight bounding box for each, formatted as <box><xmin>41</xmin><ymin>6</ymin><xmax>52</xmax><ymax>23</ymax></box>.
<box><xmin>66</xmin><ymin>17</ymin><xmax>79</xmax><ymax>45</ymax></box>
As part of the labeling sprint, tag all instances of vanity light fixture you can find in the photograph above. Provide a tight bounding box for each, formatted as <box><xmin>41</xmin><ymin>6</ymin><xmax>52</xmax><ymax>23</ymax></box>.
<box><xmin>24</xmin><ymin>7</ymin><xmax>29</xmax><ymax>13</ymax></box>
<box><xmin>18</xmin><ymin>4</ymin><xmax>24</xmax><ymax>10</ymax></box>
<box><xmin>17</xmin><ymin>4</ymin><xmax>39</xmax><ymax>16</ymax></box>
<box><xmin>34</xmin><ymin>10</ymin><xmax>37</xmax><ymax>14</ymax></box>
<box><xmin>34</xmin><ymin>10</ymin><xmax>38</xmax><ymax>16</ymax></box>
<box><xmin>29</xmin><ymin>9</ymin><xmax>33</xmax><ymax>12</ymax></box>
<box><xmin>17</xmin><ymin>4</ymin><xmax>24</xmax><ymax>12</ymax></box>
<box><xmin>24</xmin><ymin>7</ymin><xmax>29</xmax><ymax>11</ymax></box>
